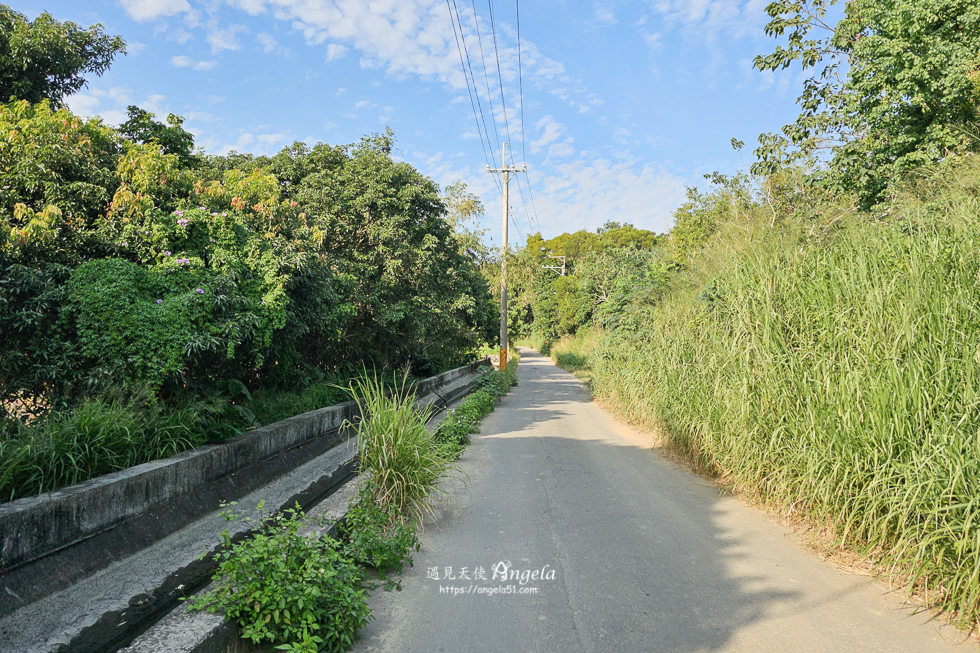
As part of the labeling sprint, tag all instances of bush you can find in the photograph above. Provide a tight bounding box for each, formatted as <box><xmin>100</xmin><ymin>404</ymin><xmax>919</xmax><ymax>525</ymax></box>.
<box><xmin>588</xmin><ymin>160</ymin><xmax>980</xmax><ymax>627</ymax></box>
<box><xmin>339</xmin><ymin>483</ymin><xmax>419</xmax><ymax>581</ymax></box>
<box><xmin>435</xmin><ymin>365</ymin><xmax>518</xmax><ymax>448</ymax></box>
<box><xmin>189</xmin><ymin>502</ymin><xmax>371</xmax><ymax>653</ymax></box>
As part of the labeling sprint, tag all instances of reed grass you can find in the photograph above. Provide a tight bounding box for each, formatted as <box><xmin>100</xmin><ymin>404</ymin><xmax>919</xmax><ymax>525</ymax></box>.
<box><xmin>589</xmin><ymin>161</ymin><xmax>980</xmax><ymax>625</ymax></box>
<box><xmin>349</xmin><ymin>375</ymin><xmax>457</xmax><ymax>522</ymax></box>
<box><xmin>0</xmin><ymin>398</ymin><xmax>213</xmax><ymax>502</ymax></box>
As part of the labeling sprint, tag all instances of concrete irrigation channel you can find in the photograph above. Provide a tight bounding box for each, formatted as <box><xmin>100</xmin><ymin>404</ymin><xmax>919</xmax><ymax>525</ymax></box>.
<box><xmin>0</xmin><ymin>359</ymin><xmax>491</xmax><ymax>653</ymax></box>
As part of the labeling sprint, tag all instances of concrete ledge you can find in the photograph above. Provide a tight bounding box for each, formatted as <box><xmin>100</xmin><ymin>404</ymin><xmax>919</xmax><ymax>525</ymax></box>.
<box><xmin>0</xmin><ymin>359</ymin><xmax>490</xmax><ymax>652</ymax></box>
<box><xmin>0</xmin><ymin>402</ymin><xmax>358</xmax><ymax>576</ymax></box>
<box><xmin>0</xmin><ymin>359</ymin><xmax>489</xmax><ymax>578</ymax></box>
<box><xmin>117</xmin><ymin>367</ymin><xmax>490</xmax><ymax>653</ymax></box>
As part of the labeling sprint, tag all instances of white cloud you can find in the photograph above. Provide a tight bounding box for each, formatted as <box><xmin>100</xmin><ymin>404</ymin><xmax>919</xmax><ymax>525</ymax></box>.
<box><xmin>257</xmin><ymin>132</ymin><xmax>287</xmax><ymax>145</ymax></box>
<box><xmin>217</xmin><ymin>132</ymin><xmax>256</xmax><ymax>155</ymax></box>
<box><xmin>101</xmin><ymin>110</ymin><xmax>129</xmax><ymax>126</ymax></box>
<box><xmin>171</xmin><ymin>55</ymin><xmax>218</xmax><ymax>71</ymax></box>
<box><xmin>354</xmin><ymin>100</ymin><xmax>376</xmax><ymax>110</ymax></box>
<box><xmin>326</xmin><ymin>43</ymin><xmax>348</xmax><ymax>61</ymax></box>
<box><xmin>530</xmin><ymin>158</ymin><xmax>688</xmax><ymax>234</ymax></box>
<box><xmin>66</xmin><ymin>93</ymin><xmax>102</xmax><ymax>117</ymax></box>
<box><xmin>120</xmin><ymin>0</ymin><xmax>191</xmax><ymax>22</ymax></box>
<box><xmin>643</xmin><ymin>32</ymin><xmax>663</xmax><ymax>52</ymax></box>
<box><xmin>142</xmin><ymin>94</ymin><xmax>167</xmax><ymax>113</ymax></box>
<box><xmin>257</xmin><ymin>33</ymin><xmax>285</xmax><ymax>54</ymax></box>
<box><xmin>594</xmin><ymin>8</ymin><xmax>617</xmax><ymax>24</ymax></box>
<box><xmin>530</xmin><ymin>115</ymin><xmax>564</xmax><ymax>154</ymax></box>
<box><xmin>227</xmin><ymin>0</ymin><xmax>267</xmax><ymax>15</ymax></box>
<box><xmin>207</xmin><ymin>95</ymin><xmax>226</xmax><ymax>105</ymax></box>
<box><xmin>548</xmin><ymin>142</ymin><xmax>575</xmax><ymax>159</ymax></box>
<box><xmin>207</xmin><ymin>24</ymin><xmax>249</xmax><ymax>53</ymax></box>
<box><xmin>323</xmin><ymin>121</ymin><xmax>337</xmax><ymax>130</ymax></box>
<box><xmin>169</xmin><ymin>27</ymin><xmax>193</xmax><ymax>45</ymax></box>
<box><xmin>649</xmin><ymin>0</ymin><xmax>767</xmax><ymax>43</ymax></box>
<box><xmin>108</xmin><ymin>87</ymin><xmax>133</xmax><ymax>105</ymax></box>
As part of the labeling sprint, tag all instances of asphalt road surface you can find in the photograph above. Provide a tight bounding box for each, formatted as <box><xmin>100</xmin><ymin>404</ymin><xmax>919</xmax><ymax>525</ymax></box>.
<box><xmin>351</xmin><ymin>348</ymin><xmax>975</xmax><ymax>653</ymax></box>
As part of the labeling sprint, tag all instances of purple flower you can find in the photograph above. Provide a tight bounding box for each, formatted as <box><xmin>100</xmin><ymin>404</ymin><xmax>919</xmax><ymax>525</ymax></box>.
<box><xmin>177</xmin><ymin>219</ymin><xmax>188</xmax><ymax>227</ymax></box>
<box><xmin>212</xmin><ymin>212</ymin><xmax>218</xmax><ymax>216</ymax></box>
<box><xmin>196</xmin><ymin>288</ymin><xmax>204</xmax><ymax>294</ymax></box>
<box><xmin>164</xmin><ymin>251</ymin><xmax>171</xmax><ymax>256</ymax></box>
<box><xmin>198</xmin><ymin>206</ymin><xmax>205</xmax><ymax>210</ymax></box>
<box><xmin>121</xmin><ymin>241</ymin><xmax>128</xmax><ymax>246</ymax></box>
<box><xmin>156</xmin><ymin>299</ymin><xmax>163</xmax><ymax>304</ymax></box>
<box><xmin>221</xmin><ymin>213</ymin><xmax>227</xmax><ymax>217</ymax></box>
<box><xmin>210</xmin><ymin>238</ymin><xmax>215</xmax><ymax>242</ymax></box>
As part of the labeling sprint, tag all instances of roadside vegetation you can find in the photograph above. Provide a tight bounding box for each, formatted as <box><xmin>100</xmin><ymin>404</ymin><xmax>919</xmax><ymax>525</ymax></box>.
<box><xmin>502</xmin><ymin>0</ymin><xmax>980</xmax><ymax>630</ymax></box>
<box><xmin>0</xmin><ymin>6</ymin><xmax>498</xmax><ymax>502</ymax></box>
<box><xmin>191</xmin><ymin>365</ymin><xmax>517</xmax><ymax>651</ymax></box>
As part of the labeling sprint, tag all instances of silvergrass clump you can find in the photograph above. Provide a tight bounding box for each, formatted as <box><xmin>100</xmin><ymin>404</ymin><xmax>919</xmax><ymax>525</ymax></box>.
<box><xmin>587</xmin><ymin>159</ymin><xmax>980</xmax><ymax>627</ymax></box>
<box><xmin>349</xmin><ymin>375</ymin><xmax>456</xmax><ymax>522</ymax></box>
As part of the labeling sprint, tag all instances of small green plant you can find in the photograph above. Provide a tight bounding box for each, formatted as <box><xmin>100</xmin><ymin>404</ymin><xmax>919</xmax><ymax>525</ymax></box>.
<box><xmin>188</xmin><ymin>501</ymin><xmax>371</xmax><ymax>653</ymax></box>
<box><xmin>436</xmin><ymin>391</ymin><xmax>492</xmax><ymax>446</ymax></box>
<box><xmin>436</xmin><ymin>365</ymin><xmax>518</xmax><ymax>449</ymax></box>
<box><xmin>349</xmin><ymin>374</ymin><xmax>456</xmax><ymax>521</ymax></box>
<box><xmin>339</xmin><ymin>483</ymin><xmax>419</xmax><ymax>587</ymax></box>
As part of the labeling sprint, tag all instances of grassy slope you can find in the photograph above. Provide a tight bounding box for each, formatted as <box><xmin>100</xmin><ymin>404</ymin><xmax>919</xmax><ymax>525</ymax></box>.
<box><xmin>550</xmin><ymin>162</ymin><xmax>980</xmax><ymax>626</ymax></box>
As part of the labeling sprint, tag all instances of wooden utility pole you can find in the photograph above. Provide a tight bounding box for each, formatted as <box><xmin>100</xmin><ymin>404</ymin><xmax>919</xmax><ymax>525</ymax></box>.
<box><xmin>486</xmin><ymin>144</ymin><xmax>526</xmax><ymax>371</ymax></box>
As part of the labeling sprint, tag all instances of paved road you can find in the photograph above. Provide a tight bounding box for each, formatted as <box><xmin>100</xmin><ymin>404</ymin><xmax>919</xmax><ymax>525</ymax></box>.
<box><xmin>352</xmin><ymin>348</ymin><xmax>974</xmax><ymax>652</ymax></box>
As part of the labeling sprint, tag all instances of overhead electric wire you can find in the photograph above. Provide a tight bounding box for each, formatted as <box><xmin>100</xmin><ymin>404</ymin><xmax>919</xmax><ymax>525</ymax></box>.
<box><xmin>486</xmin><ymin>0</ymin><xmax>515</xmax><ymax>158</ymax></box>
<box><xmin>516</xmin><ymin>0</ymin><xmax>527</xmax><ymax>166</ymax></box>
<box><xmin>513</xmin><ymin>0</ymin><xmax>542</xmax><ymax>234</ymax></box>
<box><xmin>446</xmin><ymin>0</ymin><xmax>503</xmax><ymax>197</ymax></box>
<box><xmin>486</xmin><ymin>0</ymin><xmax>538</xmax><ymax>241</ymax></box>
<box><xmin>469</xmin><ymin>0</ymin><xmax>503</xmax><ymax>157</ymax></box>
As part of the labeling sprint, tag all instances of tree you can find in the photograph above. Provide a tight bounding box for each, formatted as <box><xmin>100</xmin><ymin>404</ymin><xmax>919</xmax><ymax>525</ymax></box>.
<box><xmin>0</xmin><ymin>5</ymin><xmax>125</xmax><ymax>106</ymax></box>
<box><xmin>753</xmin><ymin>0</ymin><xmax>980</xmax><ymax>207</ymax></box>
<box><xmin>119</xmin><ymin>106</ymin><xmax>197</xmax><ymax>167</ymax></box>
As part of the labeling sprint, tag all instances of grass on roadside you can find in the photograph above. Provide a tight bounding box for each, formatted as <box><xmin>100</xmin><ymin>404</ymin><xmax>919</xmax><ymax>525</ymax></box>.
<box><xmin>349</xmin><ymin>374</ymin><xmax>458</xmax><ymax>523</ymax></box>
<box><xmin>548</xmin><ymin>328</ymin><xmax>602</xmax><ymax>385</ymax></box>
<box><xmin>435</xmin><ymin>363</ymin><xmax>519</xmax><ymax>455</ymax></box>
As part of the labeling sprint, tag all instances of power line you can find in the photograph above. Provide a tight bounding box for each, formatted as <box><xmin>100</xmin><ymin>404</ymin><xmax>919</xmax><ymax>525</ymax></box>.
<box><xmin>446</xmin><ymin>0</ymin><xmax>503</xmax><ymax>197</ymax></box>
<box><xmin>516</xmin><ymin>0</ymin><xmax>527</xmax><ymax>166</ymax></box>
<box><xmin>486</xmin><ymin>0</ymin><xmax>538</xmax><ymax>239</ymax></box>
<box><xmin>486</xmin><ymin>0</ymin><xmax>515</xmax><ymax>157</ymax></box>
<box><xmin>513</xmin><ymin>0</ymin><xmax>541</xmax><ymax>234</ymax></box>
<box><xmin>469</xmin><ymin>0</ymin><xmax>503</xmax><ymax>156</ymax></box>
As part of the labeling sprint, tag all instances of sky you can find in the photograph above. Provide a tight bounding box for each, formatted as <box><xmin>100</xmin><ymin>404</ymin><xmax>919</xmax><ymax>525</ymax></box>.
<box><xmin>10</xmin><ymin>0</ymin><xmax>809</xmax><ymax>241</ymax></box>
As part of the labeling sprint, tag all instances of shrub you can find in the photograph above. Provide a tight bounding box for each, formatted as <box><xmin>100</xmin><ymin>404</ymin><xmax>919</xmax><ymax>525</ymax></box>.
<box><xmin>189</xmin><ymin>502</ymin><xmax>371</xmax><ymax>653</ymax></box>
<box><xmin>0</xmin><ymin>395</ymin><xmax>240</xmax><ymax>502</ymax></box>
<box><xmin>339</xmin><ymin>483</ymin><xmax>419</xmax><ymax>581</ymax></box>
<box><xmin>436</xmin><ymin>365</ymin><xmax>518</xmax><ymax>448</ymax></box>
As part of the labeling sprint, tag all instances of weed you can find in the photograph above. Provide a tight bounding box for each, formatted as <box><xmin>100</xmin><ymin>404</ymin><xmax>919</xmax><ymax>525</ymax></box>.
<box><xmin>188</xmin><ymin>502</ymin><xmax>371</xmax><ymax>653</ymax></box>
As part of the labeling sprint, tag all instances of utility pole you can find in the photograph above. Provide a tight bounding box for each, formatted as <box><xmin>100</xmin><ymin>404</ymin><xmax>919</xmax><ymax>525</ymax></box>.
<box><xmin>486</xmin><ymin>144</ymin><xmax>526</xmax><ymax>371</ymax></box>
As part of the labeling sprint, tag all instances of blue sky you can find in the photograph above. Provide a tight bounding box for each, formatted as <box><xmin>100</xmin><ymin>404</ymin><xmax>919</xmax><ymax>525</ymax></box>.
<box><xmin>11</xmin><ymin>0</ymin><xmax>807</xmax><ymax>240</ymax></box>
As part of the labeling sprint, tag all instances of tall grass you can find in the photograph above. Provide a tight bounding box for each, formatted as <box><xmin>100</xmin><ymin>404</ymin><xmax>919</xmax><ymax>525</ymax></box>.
<box><xmin>549</xmin><ymin>328</ymin><xmax>603</xmax><ymax>383</ymax></box>
<box><xmin>589</xmin><ymin>161</ymin><xmax>980</xmax><ymax>624</ymax></box>
<box><xmin>0</xmin><ymin>398</ymin><xmax>220</xmax><ymax>502</ymax></box>
<box><xmin>350</xmin><ymin>375</ymin><xmax>457</xmax><ymax>522</ymax></box>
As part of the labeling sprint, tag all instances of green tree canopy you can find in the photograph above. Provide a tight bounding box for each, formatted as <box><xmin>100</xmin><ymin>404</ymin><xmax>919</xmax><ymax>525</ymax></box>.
<box><xmin>119</xmin><ymin>106</ymin><xmax>197</xmax><ymax>167</ymax></box>
<box><xmin>754</xmin><ymin>0</ymin><xmax>980</xmax><ymax>207</ymax></box>
<box><xmin>0</xmin><ymin>5</ymin><xmax>125</xmax><ymax>106</ymax></box>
